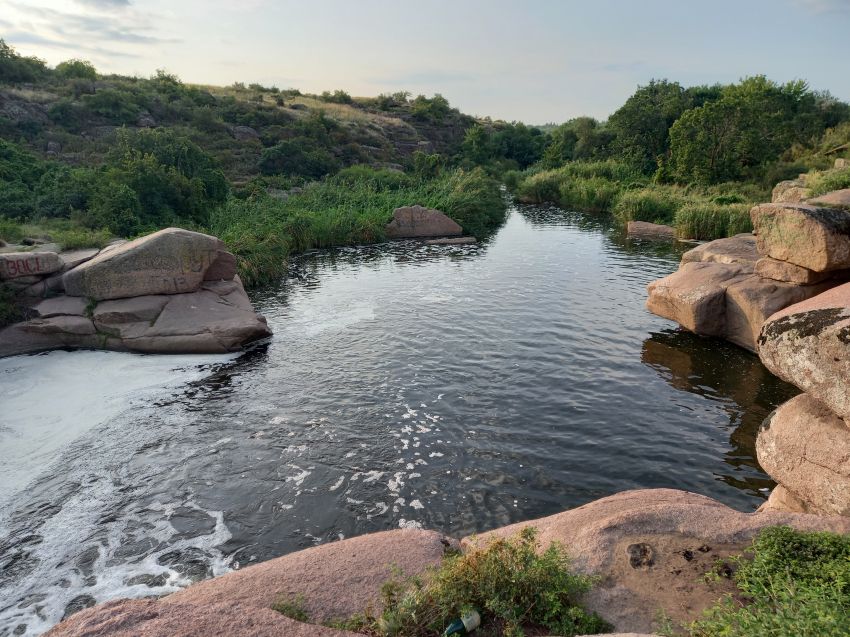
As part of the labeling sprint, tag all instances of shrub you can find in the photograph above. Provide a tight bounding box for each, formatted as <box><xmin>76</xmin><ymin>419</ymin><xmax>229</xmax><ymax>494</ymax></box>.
<box><xmin>82</xmin><ymin>88</ymin><xmax>142</xmax><ymax>125</ymax></box>
<box><xmin>807</xmin><ymin>167</ymin><xmax>850</xmax><ymax>196</ymax></box>
<box><xmin>689</xmin><ymin>526</ymin><xmax>850</xmax><ymax>637</ymax></box>
<box><xmin>614</xmin><ymin>187</ymin><xmax>684</xmax><ymax>225</ymax></box>
<box><xmin>0</xmin><ymin>39</ymin><xmax>47</xmax><ymax>83</ymax></box>
<box><xmin>558</xmin><ymin>177</ymin><xmax>621</xmax><ymax>213</ymax></box>
<box><xmin>337</xmin><ymin>528</ymin><xmax>610</xmax><ymax>637</ymax></box>
<box><xmin>259</xmin><ymin>138</ymin><xmax>339</xmax><ymax>178</ymax></box>
<box><xmin>55</xmin><ymin>59</ymin><xmax>98</xmax><ymax>80</ymax></box>
<box><xmin>674</xmin><ymin>202</ymin><xmax>752</xmax><ymax>240</ymax></box>
<box><xmin>0</xmin><ymin>284</ymin><xmax>25</xmax><ymax>329</ymax></box>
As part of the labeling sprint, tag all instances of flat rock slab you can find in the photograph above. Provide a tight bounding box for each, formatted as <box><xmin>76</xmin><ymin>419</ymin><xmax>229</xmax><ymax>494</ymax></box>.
<box><xmin>757</xmin><ymin>393</ymin><xmax>850</xmax><ymax>516</ymax></box>
<box><xmin>424</xmin><ymin>236</ymin><xmax>477</xmax><ymax>245</ymax></box>
<box><xmin>759</xmin><ymin>282</ymin><xmax>850</xmax><ymax>418</ymax></box>
<box><xmin>63</xmin><ymin>228</ymin><xmax>225</xmax><ymax>300</ymax></box>
<box><xmin>751</xmin><ymin>203</ymin><xmax>850</xmax><ymax>271</ymax></box>
<box><xmin>58</xmin><ymin>248</ymin><xmax>100</xmax><ymax>272</ymax></box>
<box><xmin>0</xmin><ymin>316</ymin><xmax>100</xmax><ymax>358</ymax></box>
<box><xmin>724</xmin><ymin>275</ymin><xmax>835</xmax><ymax>352</ymax></box>
<box><xmin>808</xmin><ymin>188</ymin><xmax>850</xmax><ymax>209</ymax></box>
<box><xmin>0</xmin><ymin>251</ymin><xmax>63</xmax><ymax>280</ymax></box>
<box><xmin>646</xmin><ymin>261</ymin><xmax>751</xmax><ymax>337</ymax></box>
<box><xmin>626</xmin><ymin>221</ymin><xmax>676</xmax><ymax>240</ymax></box>
<box><xmin>755</xmin><ymin>256</ymin><xmax>833</xmax><ymax>284</ymax></box>
<box><xmin>33</xmin><ymin>296</ymin><xmax>88</xmax><ymax>318</ymax></box>
<box><xmin>468</xmin><ymin>488</ymin><xmax>850</xmax><ymax>634</ymax></box>
<box><xmin>385</xmin><ymin>205</ymin><xmax>462</xmax><ymax>239</ymax></box>
<box><xmin>680</xmin><ymin>234</ymin><xmax>758</xmax><ymax>266</ymax></box>
<box><xmin>46</xmin><ymin>529</ymin><xmax>452</xmax><ymax>637</ymax></box>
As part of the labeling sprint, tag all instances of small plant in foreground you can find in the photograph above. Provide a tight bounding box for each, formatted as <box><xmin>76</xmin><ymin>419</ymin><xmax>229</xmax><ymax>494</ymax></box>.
<box><xmin>271</xmin><ymin>593</ymin><xmax>310</xmax><ymax>623</ymax></box>
<box><xmin>688</xmin><ymin>526</ymin><xmax>850</xmax><ymax>637</ymax></box>
<box><xmin>344</xmin><ymin>527</ymin><xmax>609</xmax><ymax>637</ymax></box>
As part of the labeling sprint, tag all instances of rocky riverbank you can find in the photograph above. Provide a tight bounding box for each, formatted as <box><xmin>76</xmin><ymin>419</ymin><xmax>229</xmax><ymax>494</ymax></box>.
<box><xmin>44</xmin><ymin>488</ymin><xmax>850</xmax><ymax>637</ymax></box>
<box><xmin>0</xmin><ymin>228</ymin><xmax>272</xmax><ymax>357</ymax></box>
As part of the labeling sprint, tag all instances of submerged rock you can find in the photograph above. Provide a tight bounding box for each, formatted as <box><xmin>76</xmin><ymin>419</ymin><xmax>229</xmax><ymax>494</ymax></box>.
<box><xmin>385</xmin><ymin>205</ymin><xmax>463</xmax><ymax>239</ymax></box>
<box><xmin>756</xmin><ymin>393</ymin><xmax>850</xmax><ymax>516</ymax></box>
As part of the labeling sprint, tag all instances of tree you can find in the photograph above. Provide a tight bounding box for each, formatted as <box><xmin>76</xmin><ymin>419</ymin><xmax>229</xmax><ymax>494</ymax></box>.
<box><xmin>0</xmin><ymin>39</ymin><xmax>47</xmax><ymax>83</ymax></box>
<box><xmin>55</xmin><ymin>59</ymin><xmax>98</xmax><ymax>80</ymax></box>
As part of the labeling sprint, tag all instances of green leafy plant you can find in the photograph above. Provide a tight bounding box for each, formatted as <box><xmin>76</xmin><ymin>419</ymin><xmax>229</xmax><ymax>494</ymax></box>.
<box><xmin>271</xmin><ymin>594</ymin><xmax>310</xmax><ymax>623</ymax></box>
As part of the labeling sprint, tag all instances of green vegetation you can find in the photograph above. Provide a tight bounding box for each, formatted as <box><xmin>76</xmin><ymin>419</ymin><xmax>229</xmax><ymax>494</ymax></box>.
<box><xmin>271</xmin><ymin>594</ymin><xmax>310</xmax><ymax>623</ymax></box>
<box><xmin>807</xmin><ymin>166</ymin><xmax>850</xmax><ymax>197</ymax></box>
<box><xmin>686</xmin><ymin>526</ymin><xmax>850</xmax><ymax>637</ymax></box>
<box><xmin>323</xmin><ymin>527</ymin><xmax>609</xmax><ymax>637</ymax></box>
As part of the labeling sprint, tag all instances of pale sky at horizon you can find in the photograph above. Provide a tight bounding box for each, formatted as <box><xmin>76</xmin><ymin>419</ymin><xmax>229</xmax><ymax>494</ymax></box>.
<box><xmin>2</xmin><ymin>0</ymin><xmax>849</xmax><ymax>123</ymax></box>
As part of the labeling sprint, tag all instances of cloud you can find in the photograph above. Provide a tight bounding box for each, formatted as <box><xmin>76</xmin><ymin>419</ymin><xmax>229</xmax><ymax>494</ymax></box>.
<box><xmin>74</xmin><ymin>0</ymin><xmax>132</xmax><ymax>8</ymax></box>
<box><xmin>795</xmin><ymin>0</ymin><xmax>850</xmax><ymax>12</ymax></box>
<box><xmin>4</xmin><ymin>30</ymin><xmax>140</xmax><ymax>58</ymax></box>
<box><xmin>369</xmin><ymin>70</ymin><xmax>477</xmax><ymax>86</ymax></box>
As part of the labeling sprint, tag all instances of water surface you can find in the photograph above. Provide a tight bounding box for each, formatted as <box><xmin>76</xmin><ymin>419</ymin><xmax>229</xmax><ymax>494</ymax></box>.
<box><xmin>0</xmin><ymin>205</ymin><xmax>797</xmax><ymax>636</ymax></box>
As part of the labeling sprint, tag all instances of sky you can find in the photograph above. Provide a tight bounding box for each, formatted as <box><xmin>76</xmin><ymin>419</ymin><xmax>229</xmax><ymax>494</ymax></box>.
<box><xmin>1</xmin><ymin>0</ymin><xmax>849</xmax><ymax>123</ymax></box>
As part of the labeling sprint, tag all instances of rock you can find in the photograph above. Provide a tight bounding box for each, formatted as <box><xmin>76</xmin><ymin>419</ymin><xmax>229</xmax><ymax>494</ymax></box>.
<box><xmin>385</xmin><ymin>205</ymin><xmax>463</xmax><ymax>239</ymax></box>
<box><xmin>0</xmin><ymin>316</ymin><xmax>101</xmax><ymax>358</ymax></box>
<box><xmin>46</xmin><ymin>529</ymin><xmax>452</xmax><ymax>637</ymax></box>
<box><xmin>645</xmin><ymin>261</ymin><xmax>751</xmax><ymax>337</ymax></box>
<box><xmin>771</xmin><ymin>180</ymin><xmax>811</xmax><ymax>203</ymax></box>
<box><xmin>33</xmin><ymin>296</ymin><xmax>88</xmax><ymax>318</ymax></box>
<box><xmin>835</xmin><ymin>158</ymin><xmax>848</xmax><ymax>169</ymax></box>
<box><xmin>203</xmin><ymin>251</ymin><xmax>238</xmax><ymax>281</ymax></box>
<box><xmin>756</xmin><ymin>394</ymin><xmax>850</xmax><ymax>516</ymax></box>
<box><xmin>750</xmin><ymin>203</ymin><xmax>850</xmax><ymax>271</ymax></box>
<box><xmin>229</xmin><ymin>125</ymin><xmax>260</xmax><ymax>141</ymax></box>
<box><xmin>46</xmin><ymin>140</ymin><xmax>61</xmax><ymax>154</ymax></box>
<box><xmin>808</xmin><ymin>188</ymin><xmax>850</xmax><ymax>210</ymax></box>
<box><xmin>626</xmin><ymin>221</ymin><xmax>676</xmax><ymax>240</ymax></box>
<box><xmin>62</xmin><ymin>595</ymin><xmax>97</xmax><ymax>621</ymax></box>
<box><xmin>758</xmin><ymin>282</ymin><xmax>850</xmax><ymax>418</ymax></box>
<box><xmin>0</xmin><ymin>252</ymin><xmax>64</xmax><ymax>280</ymax></box>
<box><xmin>757</xmin><ymin>485</ymin><xmax>814</xmax><ymax>514</ymax></box>
<box><xmin>469</xmin><ymin>489</ymin><xmax>850</xmax><ymax>634</ymax></box>
<box><xmin>136</xmin><ymin>112</ymin><xmax>156</xmax><ymax>128</ymax></box>
<box><xmin>724</xmin><ymin>275</ymin><xmax>835</xmax><ymax>352</ymax></box>
<box><xmin>21</xmin><ymin>280</ymin><xmax>47</xmax><ymax>298</ymax></box>
<box><xmin>58</xmin><ymin>248</ymin><xmax>100</xmax><ymax>272</ymax></box>
<box><xmin>754</xmin><ymin>257</ymin><xmax>832</xmax><ymax>285</ymax></box>
<box><xmin>424</xmin><ymin>236</ymin><xmax>477</xmax><ymax>245</ymax></box>
<box><xmin>63</xmin><ymin>228</ymin><xmax>224</xmax><ymax>300</ymax></box>
<box><xmin>680</xmin><ymin>234</ymin><xmax>758</xmax><ymax>266</ymax></box>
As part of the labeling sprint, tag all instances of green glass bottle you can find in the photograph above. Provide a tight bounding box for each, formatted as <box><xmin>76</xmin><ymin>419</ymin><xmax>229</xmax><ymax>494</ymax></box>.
<box><xmin>442</xmin><ymin>610</ymin><xmax>480</xmax><ymax>636</ymax></box>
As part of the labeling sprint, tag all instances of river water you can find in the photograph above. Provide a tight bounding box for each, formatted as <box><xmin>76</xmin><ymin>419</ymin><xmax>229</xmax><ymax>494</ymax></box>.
<box><xmin>0</xmin><ymin>205</ymin><xmax>797</xmax><ymax>635</ymax></box>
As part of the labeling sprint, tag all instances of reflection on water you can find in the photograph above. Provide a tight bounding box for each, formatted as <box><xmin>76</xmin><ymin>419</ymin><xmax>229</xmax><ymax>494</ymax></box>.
<box><xmin>0</xmin><ymin>204</ymin><xmax>793</xmax><ymax>636</ymax></box>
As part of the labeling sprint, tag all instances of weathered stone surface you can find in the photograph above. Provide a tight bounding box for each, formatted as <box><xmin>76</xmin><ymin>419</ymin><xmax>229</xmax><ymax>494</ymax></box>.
<box><xmin>63</xmin><ymin>228</ymin><xmax>224</xmax><ymax>300</ymax></box>
<box><xmin>203</xmin><ymin>251</ymin><xmax>237</xmax><ymax>281</ymax></box>
<box><xmin>385</xmin><ymin>205</ymin><xmax>463</xmax><ymax>239</ymax></box>
<box><xmin>21</xmin><ymin>280</ymin><xmax>47</xmax><ymax>297</ymax></box>
<box><xmin>424</xmin><ymin>236</ymin><xmax>477</xmax><ymax>245</ymax></box>
<box><xmin>757</xmin><ymin>394</ymin><xmax>850</xmax><ymax>516</ymax></box>
<box><xmin>759</xmin><ymin>282</ymin><xmax>850</xmax><ymax>418</ymax></box>
<box><xmin>724</xmin><ymin>275</ymin><xmax>835</xmax><ymax>352</ymax></box>
<box><xmin>58</xmin><ymin>248</ymin><xmax>100</xmax><ymax>272</ymax></box>
<box><xmin>808</xmin><ymin>188</ymin><xmax>850</xmax><ymax>210</ymax></box>
<box><xmin>626</xmin><ymin>221</ymin><xmax>676</xmax><ymax>240</ymax></box>
<box><xmin>46</xmin><ymin>529</ymin><xmax>451</xmax><ymax>637</ymax></box>
<box><xmin>751</xmin><ymin>203</ymin><xmax>850</xmax><ymax>271</ymax></box>
<box><xmin>755</xmin><ymin>257</ymin><xmax>832</xmax><ymax>284</ymax></box>
<box><xmin>772</xmin><ymin>179</ymin><xmax>810</xmax><ymax>203</ymax></box>
<box><xmin>33</xmin><ymin>296</ymin><xmax>88</xmax><ymax>318</ymax></box>
<box><xmin>470</xmin><ymin>489</ymin><xmax>850</xmax><ymax>634</ymax></box>
<box><xmin>0</xmin><ymin>251</ymin><xmax>63</xmax><ymax>280</ymax></box>
<box><xmin>757</xmin><ymin>485</ymin><xmax>814</xmax><ymax>514</ymax></box>
<box><xmin>0</xmin><ymin>316</ymin><xmax>102</xmax><ymax>358</ymax></box>
<box><xmin>92</xmin><ymin>296</ymin><xmax>171</xmax><ymax>339</ymax></box>
<box><xmin>680</xmin><ymin>234</ymin><xmax>758</xmax><ymax>266</ymax></box>
<box><xmin>646</xmin><ymin>262</ymin><xmax>751</xmax><ymax>336</ymax></box>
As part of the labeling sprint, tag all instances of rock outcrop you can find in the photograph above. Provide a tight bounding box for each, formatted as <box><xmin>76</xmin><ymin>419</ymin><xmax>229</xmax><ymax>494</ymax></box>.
<box><xmin>385</xmin><ymin>205</ymin><xmax>463</xmax><ymax>239</ymax></box>
<box><xmin>0</xmin><ymin>228</ymin><xmax>271</xmax><ymax>358</ymax></box>
<box><xmin>45</xmin><ymin>489</ymin><xmax>850</xmax><ymax>637</ymax></box>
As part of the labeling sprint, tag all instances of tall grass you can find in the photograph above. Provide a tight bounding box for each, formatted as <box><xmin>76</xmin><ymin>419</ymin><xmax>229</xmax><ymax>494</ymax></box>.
<box><xmin>807</xmin><ymin>167</ymin><xmax>850</xmax><ymax>197</ymax></box>
<box><xmin>515</xmin><ymin>160</ymin><xmax>643</xmax><ymax>210</ymax></box>
<box><xmin>674</xmin><ymin>202</ymin><xmax>752</xmax><ymax>240</ymax></box>
<box><xmin>0</xmin><ymin>217</ymin><xmax>112</xmax><ymax>249</ymax></box>
<box><xmin>211</xmin><ymin>167</ymin><xmax>505</xmax><ymax>286</ymax></box>
<box><xmin>613</xmin><ymin>188</ymin><xmax>685</xmax><ymax>225</ymax></box>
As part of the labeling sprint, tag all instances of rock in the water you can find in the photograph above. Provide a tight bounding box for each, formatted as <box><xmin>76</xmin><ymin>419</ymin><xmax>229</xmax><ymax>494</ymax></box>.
<box><xmin>724</xmin><ymin>275</ymin><xmax>834</xmax><ymax>352</ymax></box>
<box><xmin>0</xmin><ymin>252</ymin><xmax>64</xmax><ymax>280</ymax></box>
<box><xmin>0</xmin><ymin>316</ymin><xmax>100</xmax><ymax>357</ymax></box>
<box><xmin>424</xmin><ymin>236</ymin><xmax>477</xmax><ymax>245</ymax></box>
<box><xmin>63</xmin><ymin>228</ymin><xmax>224</xmax><ymax>300</ymax></box>
<box><xmin>646</xmin><ymin>261</ymin><xmax>751</xmax><ymax>337</ymax></box>
<box><xmin>751</xmin><ymin>203</ymin><xmax>850</xmax><ymax>271</ymax></box>
<box><xmin>626</xmin><ymin>221</ymin><xmax>676</xmax><ymax>240</ymax></box>
<box><xmin>771</xmin><ymin>179</ymin><xmax>811</xmax><ymax>203</ymax></box>
<box><xmin>385</xmin><ymin>205</ymin><xmax>463</xmax><ymax>239</ymax></box>
<box><xmin>680</xmin><ymin>234</ymin><xmax>758</xmax><ymax>266</ymax></box>
<box><xmin>759</xmin><ymin>282</ymin><xmax>850</xmax><ymax>419</ymax></box>
<box><xmin>757</xmin><ymin>394</ymin><xmax>850</xmax><ymax>516</ymax></box>
<box><xmin>754</xmin><ymin>257</ymin><xmax>832</xmax><ymax>285</ymax></box>
<box><xmin>808</xmin><ymin>188</ymin><xmax>850</xmax><ymax>210</ymax></box>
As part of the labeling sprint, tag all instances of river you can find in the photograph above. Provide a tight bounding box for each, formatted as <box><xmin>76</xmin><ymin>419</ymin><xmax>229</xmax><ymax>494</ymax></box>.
<box><xmin>0</xmin><ymin>204</ymin><xmax>797</xmax><ymax>636</ymax></box>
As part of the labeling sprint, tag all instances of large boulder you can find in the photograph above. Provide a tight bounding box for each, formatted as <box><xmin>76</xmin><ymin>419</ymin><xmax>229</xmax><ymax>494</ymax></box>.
<box><xmin>771</xmin><ymin>179</ymin><xmax>810</xmax><ymax>203</ymax></box>
<box><xmin>0</xmin><ymin>251</ymin><xmax>63</xmax><ymax>280</ymax></box>
<box><xmin>385</xmin><ymin>205</ymin><xmax>463</xmax><ymax>239</ymax></box>
<box><xmin>680</xmin><ymin>234</ymin><xmax>758</xmax><ymax>266</ymax></box>
<box><xmin>63</xmin><ymin>228</ymin><xmax>226</xmax><ymax>300</ymax></box>
<box><xmin>645</xmin><ymin>261</ymin><xmax>751</xmax><ymax>337</ymax></box>
<box><xmin>469</xmin><ymin>489</ymin><xmax>850</xmax><ymax>634</ymax></box>
<box><xmin>46</xmin><ymin>529</ymin><xmax>452</xmax><ymax>637</ymax></box>
<box><xmin>808</xmin><ymin>188</ymin><xmax>850</xmax><ymax>210</ymax></box>
<box><xmin>750</xmin><ymin>203</ymin><xmax>850</xmax><ymax>272</ymax></box>
<box><xmin>758</xmin><ymin>282</ymin><xmax>850</xmax><ymax>419</ymax></box>
<box><xmin>756</xmin><ymin>394</ymin><xmax>850</xmax><ymax>516</ymax></box>
<box><xmin>754</xmin><ymin>257</ymin><xmax>833</xmax><ymax>285</ymax></box>
<box><xmin>724</xmin><ymin>275</ymin><xmax>834</xmax><ymax>352</ymax></box>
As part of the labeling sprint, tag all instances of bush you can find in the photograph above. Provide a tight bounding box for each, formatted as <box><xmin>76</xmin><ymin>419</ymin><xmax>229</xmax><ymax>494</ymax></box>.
<box><xmin>689</xmin><ymin>526</ymin><xmax>850</xmax><ymax>637</ymax></box>
<box><xmin>614</xmin><ymin>187</ymin><xmax>684</xmax><ymax>225</ymax></box>
<box><xmin>55</xmin><ymin>59</ymin><xmax>98</xmax><ymax>80</ymax></box>
<box><xmin>259</xmin><ymin>138</ymin><xmax>339</xmax><ymax>178</ymax></box>
<box><xmin>334</xmin><ymin>528</ymin><xmax>610</xmax><ymax>637</ymax></box>
<box><xmin>558</xmin><ymin>177</ymin><xmax>621</xmax><ymax>213</ymax></box>
<box><xmin>807</xmin><ymin>167</ymin><xmax>850</xmax><ymax>196</ymax></box>
<box><xmin>0</xmin><ymin>39</ymin><xmax>47</xmax><ymax>83</ymax></box>
<box><xmin>674</xmin><ymin>202</ymin><xmax>752</xmax><ymax>240</ymax></box>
